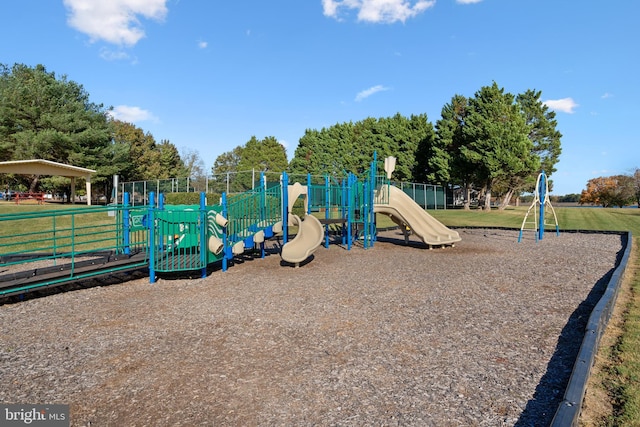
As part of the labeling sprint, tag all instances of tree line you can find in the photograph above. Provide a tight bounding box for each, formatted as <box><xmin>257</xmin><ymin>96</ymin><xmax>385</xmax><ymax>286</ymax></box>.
<box><xmin>216</xmin><ymin>82</ymin><xmax>562</xmax><ymax>210</ymax></box>
<box><xmin>2</xmin><ymin>63</ymin><xmax>564</xmax><ymax>209</ymax></box>
<box><xmin>579</xmin><ymin>170</ymin><xmax>640</xmax><ymax>208</ymax></box>
<box><xmin>0</xmin><ymin>63</ymin><xmax>193</xmax><ymax>201</ymax></box>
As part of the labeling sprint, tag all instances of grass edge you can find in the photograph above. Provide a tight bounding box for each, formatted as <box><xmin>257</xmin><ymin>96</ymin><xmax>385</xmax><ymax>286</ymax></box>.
<box><xmin>580</xmin><ymin>237</ymin><xmax>640</xmax><ymax>426</ymax></box>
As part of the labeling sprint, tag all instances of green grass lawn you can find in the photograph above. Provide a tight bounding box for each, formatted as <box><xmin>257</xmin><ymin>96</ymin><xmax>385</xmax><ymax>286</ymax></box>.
<box><xmin>428</xmin><ymin>205</ymin><xmax>640</xmax><ymax>236</ymax></box>
<box><xmin>609</xmin><ymin>254</ymin><xmax>640</xmax><ymax>426</ymax></box>
<box><xmin>0</xmin><ymin>201</ymin><xmax>122</xmax><ymax>254</ymax></box>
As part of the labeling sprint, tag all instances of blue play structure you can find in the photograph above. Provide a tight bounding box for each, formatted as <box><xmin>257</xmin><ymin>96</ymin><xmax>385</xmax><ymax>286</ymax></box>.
<box><xmin>518</xmin><ymin>171</ymin><xmax>560</xmax><ymax>242</ymax></box>
<box><xmin>146</xmin><ymin>159</ymin><xmax>380</xmax><ymax>278</ymax></box>
<box><xmin>0</xmin><ymin>154</ymin><xmax>459</xmax><ymax>297</ymax></box>
<box><xmin>0</xmin><ymin>160</ymin><xmax>381</xmax><ymax>297</ymax></box>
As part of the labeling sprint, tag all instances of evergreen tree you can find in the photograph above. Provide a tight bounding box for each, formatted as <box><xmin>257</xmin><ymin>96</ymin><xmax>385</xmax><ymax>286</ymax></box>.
<box><xmin>290</xmin><ymin>114</ymin><xmax>431</xmax><ymax>181</ymax></box>
<box><xmin>212</xmin><ymin>136</ymin><xmax>287</xmax><ymax>192</ymax></box>
<box><xmin>0</xmin><ymin>63</ymin><xmax>111</xmax><ymax>191</ymax></box>
<box><xmin>460</xmin><ymin>83</ymin><xmax>536</xmax><ymax>210</ymax></box>
<box><xmin>428</xmin><ymin>95</ymin><xmax>476</xmax><ymax>207</ymax></box>
<box><xmin>494</xmin><ymin>89</ymin><xmax>564</xmax><ymax>206</ymax></box>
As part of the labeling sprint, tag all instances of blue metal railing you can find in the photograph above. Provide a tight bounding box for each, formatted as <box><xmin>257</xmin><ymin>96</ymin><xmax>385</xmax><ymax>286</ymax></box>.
<box><xmin>0</xmin><ymin>196</ymin><xmax>149</xmax><ymax>297</ymax></box>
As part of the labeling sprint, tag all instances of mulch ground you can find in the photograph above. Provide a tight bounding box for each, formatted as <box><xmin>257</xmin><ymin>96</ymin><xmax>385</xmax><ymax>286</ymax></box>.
<box><xmin>0</xmin><ymin>228</ymin><xmax>624</xmax><ymax>426</ymax></box>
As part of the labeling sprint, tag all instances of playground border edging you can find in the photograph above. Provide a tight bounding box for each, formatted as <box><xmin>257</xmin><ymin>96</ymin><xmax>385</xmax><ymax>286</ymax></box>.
<box><xmin>550</xmin><ymin>230</ymin><xmax>632</xmax><ymax>426</ymax></box>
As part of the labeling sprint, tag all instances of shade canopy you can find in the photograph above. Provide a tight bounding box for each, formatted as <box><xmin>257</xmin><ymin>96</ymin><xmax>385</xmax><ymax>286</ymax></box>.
<box><xmin>0</xmin><ymin>159</ymin><xmax>96</xmax><ymax>205</ymax></box>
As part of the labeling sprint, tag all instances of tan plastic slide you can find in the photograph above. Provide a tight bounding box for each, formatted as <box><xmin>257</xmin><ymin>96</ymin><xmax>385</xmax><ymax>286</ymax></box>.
<box><xmin>280</xmin><ymin>214</ymin><xmax>324</xmax><ymax>266</ymax></box>
<box><xmin>374</xmin><ymin>185</ymin><xmax>461</xmax><ymax>246</ymax></box>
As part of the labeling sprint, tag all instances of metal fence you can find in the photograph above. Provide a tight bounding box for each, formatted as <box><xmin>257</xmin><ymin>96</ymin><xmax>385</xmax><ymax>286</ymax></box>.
<box><xmin>121</xmin><ymin>171</ymin><xmax>448</xmax><ymax>209</ymax></box>
<box><xmin>393</xmin><ymin>181</ymin><xmax>446</xmax><ymax>210</ymax></box>
<box><xmin>0</xmin><ymin>203</ymin><xmax>149</xmax><ymax>297</ymax></box>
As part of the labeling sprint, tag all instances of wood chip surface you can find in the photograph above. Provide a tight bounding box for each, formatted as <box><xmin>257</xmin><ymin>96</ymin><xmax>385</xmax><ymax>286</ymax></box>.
<box><xmin>0</xmin><ymin>228</ymin><xmax>623</xmax><ymax>426</ymax></box>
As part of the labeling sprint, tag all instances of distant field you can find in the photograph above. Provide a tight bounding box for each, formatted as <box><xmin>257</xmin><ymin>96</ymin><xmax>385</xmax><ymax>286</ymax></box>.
<box><xmin>0</xmin><ymin>200</ymin><xmax>95</xmax><ymax>214</ymax></box>
<box><xmin>428</xmin><ymin>205</ymin><xmax>640</xmax><ymax>236</ymax></box>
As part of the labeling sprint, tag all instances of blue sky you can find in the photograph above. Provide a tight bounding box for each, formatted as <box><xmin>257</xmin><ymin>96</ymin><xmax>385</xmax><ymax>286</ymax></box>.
<box><xmin>2</xmin><ymin>0</ymin><xmax>638</xmax><ymax>195</ymax></box>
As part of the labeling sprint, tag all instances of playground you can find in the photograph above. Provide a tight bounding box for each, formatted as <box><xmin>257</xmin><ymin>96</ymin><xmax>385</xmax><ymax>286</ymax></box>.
<box><xmin>0</xmin><ymin>228</ymin><xmax>623</xmax><ymax>425</ymax></box>
<box><xmin>0</xmin><ymin>157</ymin><xmax>631</xmax><ymax>425</ymax></box>
<box><xmin>0</xmin><ymin>155</ymin><xmax>460</xmax><ymax>297</ymax></box>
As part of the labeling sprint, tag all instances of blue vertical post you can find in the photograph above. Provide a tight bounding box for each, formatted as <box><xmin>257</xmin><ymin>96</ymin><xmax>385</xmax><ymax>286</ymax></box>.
<box><xmin>282</xmin><ymin>171</ymin><xmax>288</xmax><ymax>245</ymax></box>
<box><xmin>362</xmin><ymin>179</ymin><xmax>368</xmax><ymax>249</ymax></box>
<box><xmin>366</xmin><ymin>152</ymin><xmax>377</xmax><ymax>248</ymax></box>
<box><xmin>364</xmin><ymin>178</ymin><xmax>371</xmax><ymax>249</ymax></box>
<box><xmin>538</xmin><ymin>171</ymin><xmax>546</xmax><ymax>241</ymax></box>
<box><xmin>123</xmin><ymin>192</ymin><xmax>131</xmax><ymax>255</ymax></box>
<box><xmin>324</xmin><ymin>175</ymin><xmax>330</xmax><ymax>248</ymax></box>
<box><xmin>222</xmin><ymin>192</ymin><xmax>229</xmax><ymax>272</ymax></box>
<box><xmin>307</xmin><ymin>173</ymin><xmax>312</xmax><ymax>215</ymax></box>
<box><xmin>345</xmin><ymin>173</ymin><xmax>356</xmax><ymax>250</ymax></box>
<box><xmin>200</xmin><ymin>192</ymin><xmax>207</xmax><ymax>278</ymax></box>
<box><xmin>260</xmin><ymin>172</ymin><xmax>267</xmax><ymax>222</ymax></box>
<box><xmin>342</xmin><ymin>177</ymin><xmax>347</xmax><ymax>247</ymax></box>
<box><xmin>148</xmin><ymin>192</ymin><xmax>156</xmax><ymax>283</ymax></box>
<box><xmin>260</xmin><ymin>173</ymin><xmax>266</xmax><ymax>259</ymax></box>
<box><xmin>157</xmin><ymin>193</ymin><xmax>165</xmax><ymax>252</ymax></box>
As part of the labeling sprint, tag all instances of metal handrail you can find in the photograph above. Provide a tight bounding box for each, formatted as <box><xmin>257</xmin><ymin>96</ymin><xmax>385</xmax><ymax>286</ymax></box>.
<box><xmin>0</xmin><ymin>201</ymin><xmax>149</xmax><ymax>297</ymax></box>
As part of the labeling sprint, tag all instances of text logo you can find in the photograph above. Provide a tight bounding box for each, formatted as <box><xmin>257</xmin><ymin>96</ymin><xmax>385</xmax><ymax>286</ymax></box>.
<box><xmin>1</xmin><ymin>404</ymin><xmax>69</xmax><ymax>426</ymax></box>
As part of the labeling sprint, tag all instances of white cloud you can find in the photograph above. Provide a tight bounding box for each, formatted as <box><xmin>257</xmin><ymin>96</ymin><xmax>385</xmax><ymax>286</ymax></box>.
<box><xmin>322</xmin><ymin>0</ymin><xmax>343</xmax><ymax>17</ymax></box>
<box><xmin>456</xmin><ymin>0</ymin><xmax>482</xmax><ymax>4</ymax></box>
<box><xmin>197</xmin><ymin>40</ymin><xmax>208</xmax><ymax>49</ymax></box>
<box><xmin>64</xmin><ymin>0</ymin><xmax>168</xmax><ymax>46</ymax></box>
<box><xmin>109</xmin><ymin>105</ymin><xmax>158</xmax><ymax>123</ymax></box>
<box><xmin>543</xmin><ymin>97</ymin><xmax>579</xmax><ymax>114</ymax></box>
<box><xmin>99</xmin><ymin>47</ymin><xmax>131</xmax><ymax>61</ymax></box>
<box><xmin>323</xmin><ymin>0</ymin><xmax>435</xmax><ymax>23</ymax></box>
<box><xmin>601</xmin><ymin>92</ymin><xmax>613</xmax><ymax>99</ymax></box>
<box><xmin>355</xmin><ymin>85</ymin><xmax>390</xmax><ymax>101</ymax></box>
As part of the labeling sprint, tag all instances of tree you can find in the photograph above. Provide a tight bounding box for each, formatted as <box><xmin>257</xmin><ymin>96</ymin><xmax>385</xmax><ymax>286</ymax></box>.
<box><xmin>212</xmin><ymin>147</ymin><xmax>242</xmax><ymax>176</ymax></box>
<box><xmin>237</xmin><ymin>136</ymin><xmax>288</xmax><ymax>174</ymax></box>
<box><xmin>111</xmin><ymin>120</ymin><xmax>183</xmax><ymax>181</ymax></box>
<box><xmin>0</xmin><ymin>63</ymin><xmax>112</xmax><ymax>192</ymax></box>
<box><xmin>556</xmin><ymin>193</ymin><xmax>581</xmax><ymax>203</ymax></box>
<box><xmin>429</xmin><ymin>94</ymin><xmax>477</xmax><ymax>209</ymax></box>
<box><xmin>496</xmin><ymin>89</ymin><xmax>563</xmax><ymax>208</ymax></box>
<box><xmin>289</xmin><ymin>124</ymin><xmax>354</xmax><ymax>177</ymax></box>
<box><xmin>290</xmin><ymin>114</ymin><xmax>432</xmax><ymax>181</ymax></box>
<box><xmin>633</xmin><ymin>168</ymin><xmax>640</xmax><ymax>207</ymax></box>
<box><xmin>158</xmin><ymin>140</ymin><xmax>186</xmax><ymax>178</ymax></box>
<box><xmin>461</xmin><ymin>82</ymin><xmax>537</xmax><ymax>210</ymax></box>
<box><xmin>607</xmin><ymin>175</ymin><xmax>634</xmax><ymax>208</ymax></box>
<box><xmin>391</xmin><ymin>114</ymin><xmax>434</xmax><ymax>182</ymax></box>
<box><xmin>211</xmin><ymin>146</ymin><xmax>243</xmax><ymax>193</ymax></box>
<box><xmin>96</xmin><ymin>130</ymin><xmax>131</xmax><ymax>203</ymax></box>
<box><xmin>212</xmin><ymin>136</ymin><xmax>288</xmax><ymax>192</ymax></box>
<box><xmin>517</xmin><ymin>89</ymin><xmax>562</xmax><ymax>176</ymax></box>
<box><xmin>579</xmin><ymin>175</ymin><xmax>635</xmax><ymax>207</ymax></box>
<box><xmin>180</xmin><ymin>147</ymin><xmax>206</xmax><ymax>192</ymax></box>
<box><xmin>425</xmin><ymin>84</ymin><xmax>563</xmax><ymax>211</ymax></box>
